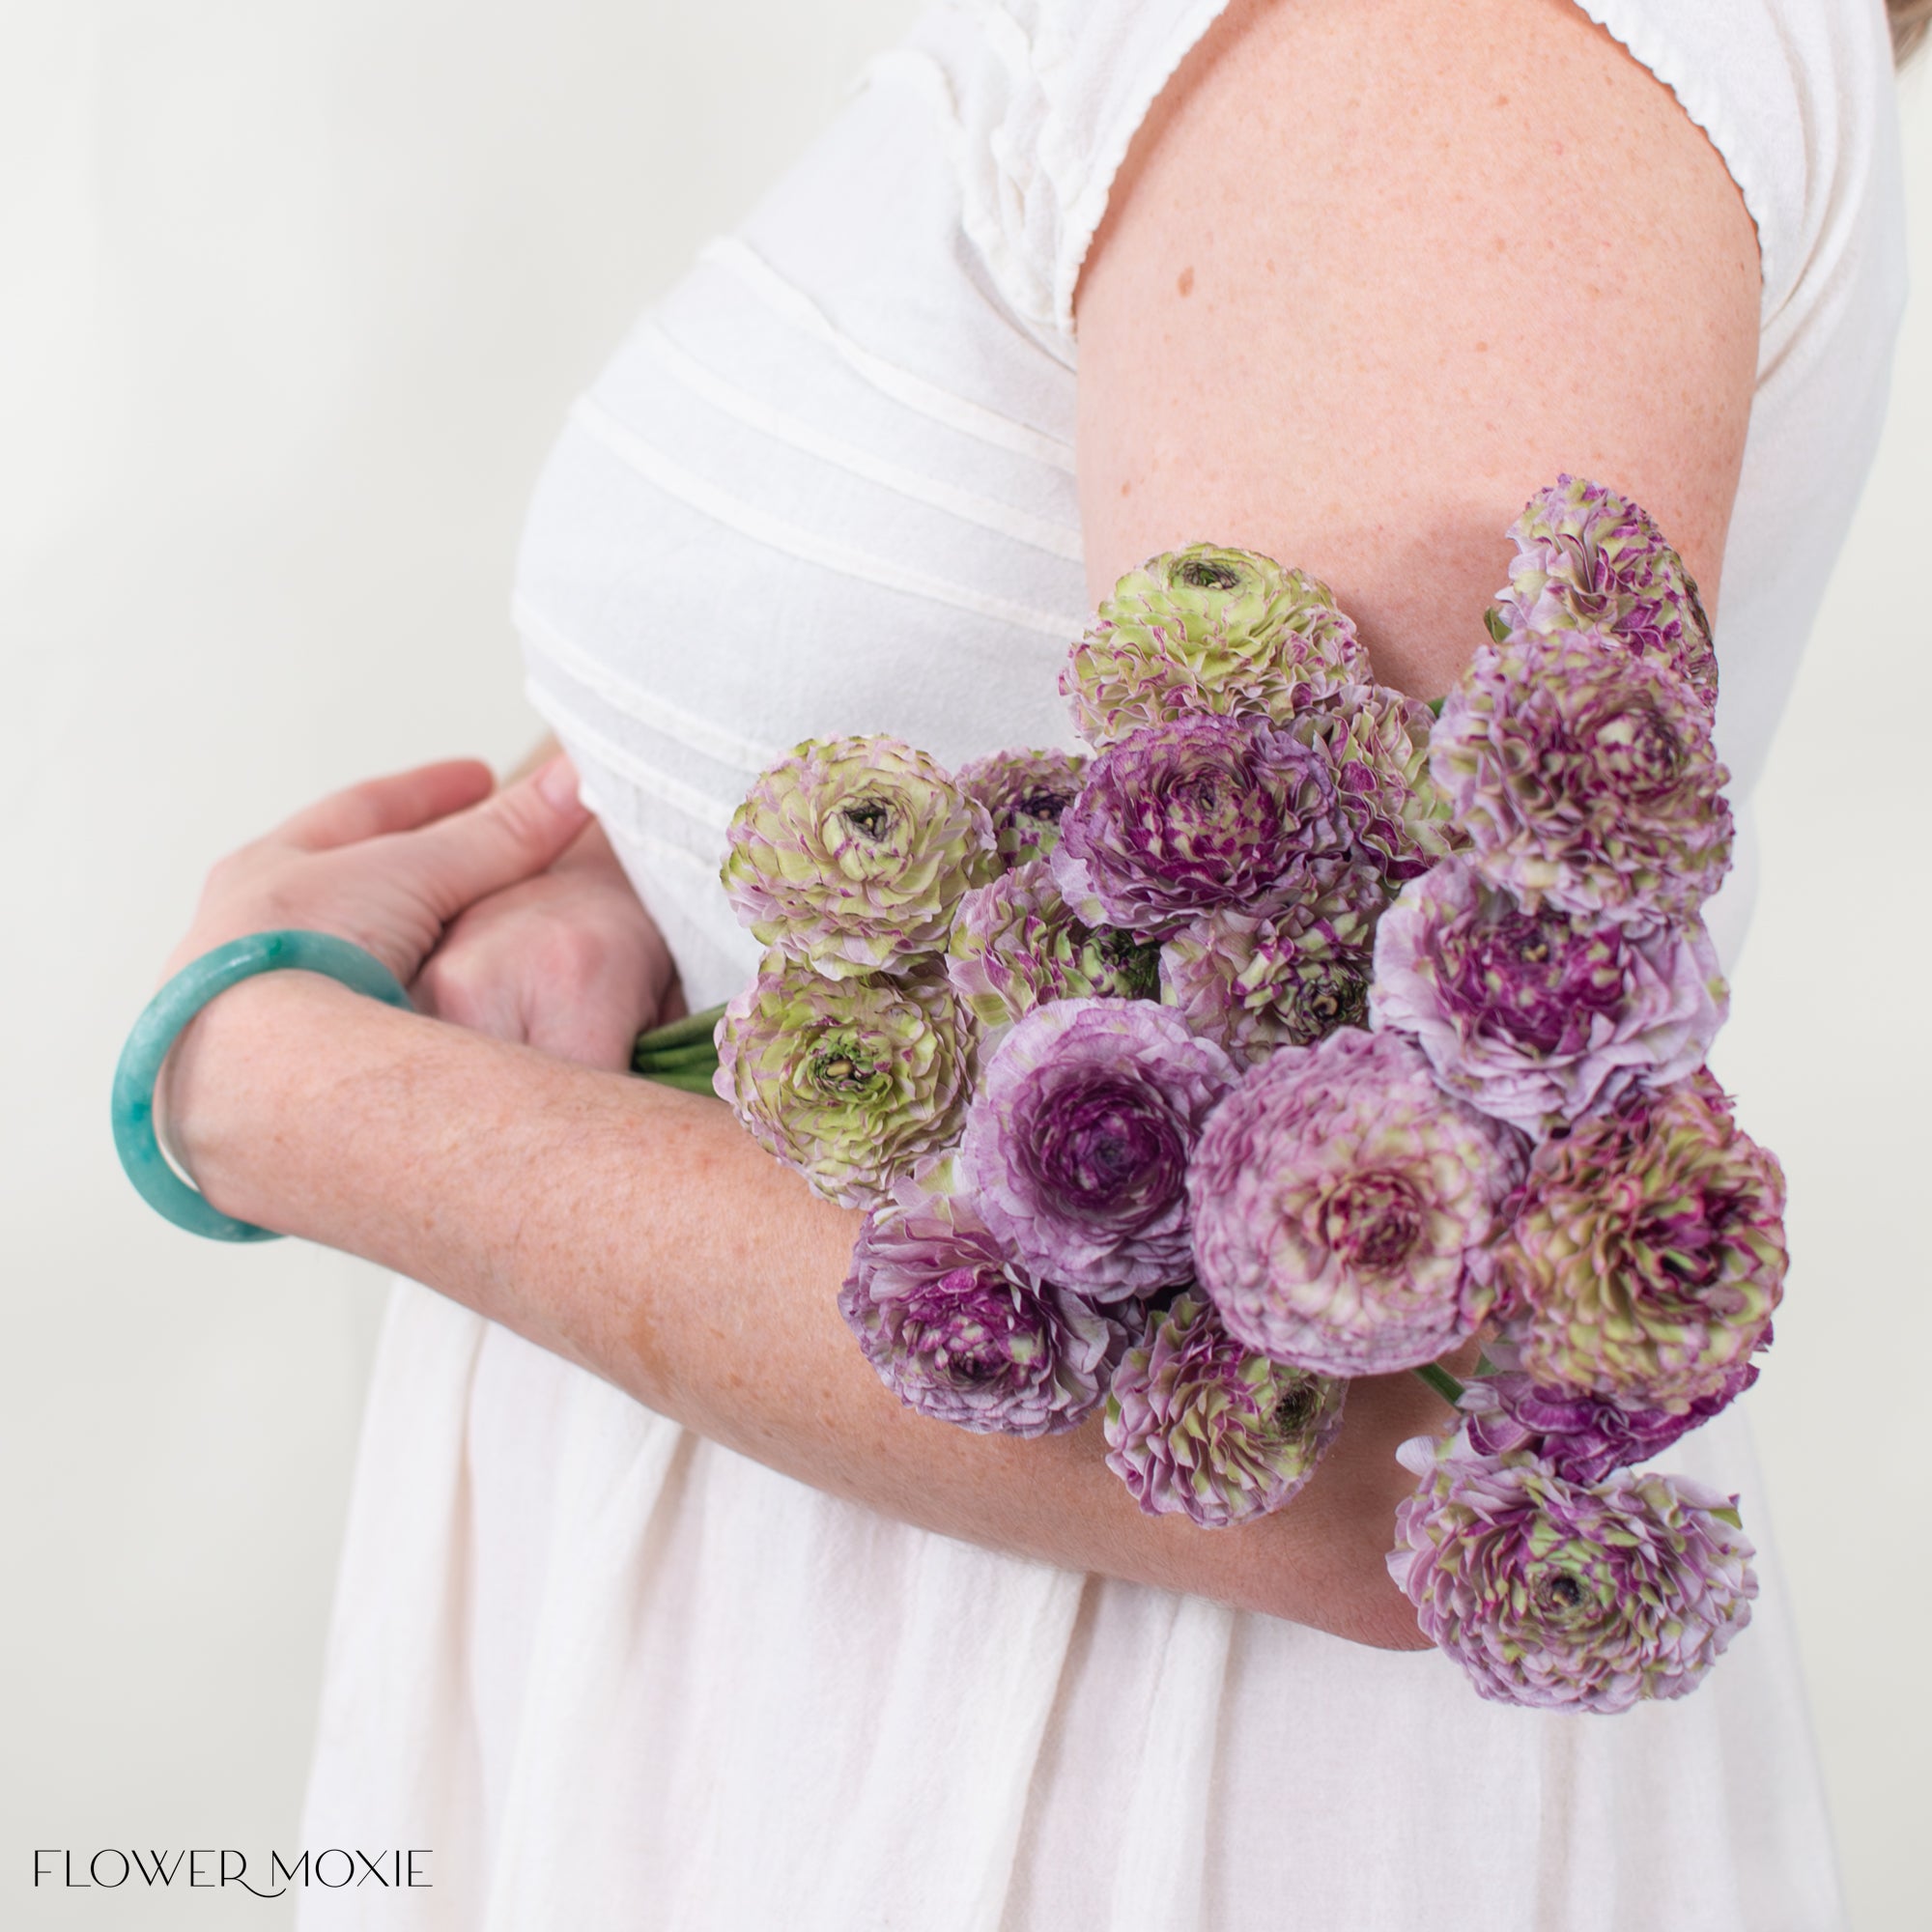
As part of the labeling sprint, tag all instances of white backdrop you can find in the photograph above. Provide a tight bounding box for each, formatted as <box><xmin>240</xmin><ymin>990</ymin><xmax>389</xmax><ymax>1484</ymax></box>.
<box><xmin>3</xmin><ymin>5</ymin><xmax>1925</xmax><ymax>1926</ymax></box>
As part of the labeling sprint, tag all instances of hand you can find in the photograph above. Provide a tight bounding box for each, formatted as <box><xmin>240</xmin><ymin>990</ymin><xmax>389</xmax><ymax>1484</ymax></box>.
<box><xmin>162</xmin><ymin>754</ymin><xmax>595</xmax><ymax>989</ymax></box>
<box><xmin>411</xmin><ymin>815</ymin><xmax>680</xmax><ymax>1070</ymax></box>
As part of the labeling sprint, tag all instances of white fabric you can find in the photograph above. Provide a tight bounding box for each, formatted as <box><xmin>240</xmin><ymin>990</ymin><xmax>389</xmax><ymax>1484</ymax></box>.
<box><xmin>299</xmin><ymin>2</ymin><xmax>1907</xmax><ymax>1925</ymax></box>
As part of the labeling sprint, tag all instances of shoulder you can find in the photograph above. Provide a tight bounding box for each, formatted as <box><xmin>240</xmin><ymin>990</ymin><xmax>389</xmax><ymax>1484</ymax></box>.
<box><xmin>1067</xmin><ymin>0</ymin><xmax>1765</xmax><ymax>694</ymax></box>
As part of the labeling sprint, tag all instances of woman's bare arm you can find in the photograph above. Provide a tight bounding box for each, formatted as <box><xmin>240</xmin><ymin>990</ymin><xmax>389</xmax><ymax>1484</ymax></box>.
<box><xmin>155</xmin><ymin>0</ymin><xmax>1760</xmax><ymax>1649</ymax></box>
<box><xmin>168</xmin><ymin>973</ymin><xmax>1443</xmax><ymax>1645</ymax></box>
<box><xmin>1074</xmin><ymin>0</ymin><xmax>1758</xmax><ymax>681</ymax></box>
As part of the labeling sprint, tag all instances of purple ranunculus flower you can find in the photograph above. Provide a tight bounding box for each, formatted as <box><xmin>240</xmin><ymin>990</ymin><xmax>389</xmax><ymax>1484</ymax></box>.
<box><xmin>1459</xmin><ymin>1364</ymin><xmax>1760</xmax><ymax>1486</ymax></box>
<box><xmin>1494</xmin><ymin>475</ymin><xmax>1719</xmax><ymax>702</ymax></box>
<box><xmin>1050</xmin><ymin>714</ymin><xmax>1355</xmax><ymax>937</ymax></box>
<box><xmin>961</xmin><ymin>998</ymin><xmax>1238</xmax><ymax>1300</ymax></box>
<box><xmin>1492</xmin><ymin>1074</ymin><xmax>1785</xmax><ymax>1406</ymax></box>
<box><xmin>838</xmin><ymin>1181</ymin><xmax>1127</xmax><ymax>1437</ymax></box>
<box><xmin>1369</xmin><ymin>859</ymin><xmax>1727</xmax><ymax>1135</ymax></box>
<box><xmin>956</xmin><ymin>747</ymin><xmax>1089</xmax><ymax>867</ymax></box>
<box><xmin>1160</xmin><ymin>893</ymin><xmax>1382</xmax><ymax>1064</ymax></box>
<box><xmin>1432</xmin><ymin>635</ymin><xmax>1732</xmax><ymax>926</ymax></box>
<box><xmin>1388</xmin><ymin>1433</ymin><xmax>1756</xmax><ymax>1712</ymax></box>
<box><xmin>947</xmin><ymin>859</ymin><xmax>1161</xmax><ymax>1033</ymax></box>
<box><xmin>1289</xmin><ymin>683</ymin><xmax>1459</xmax><ymax>885</ymax></box>
<box><xmin>1103</xmin><ymin>1291</ymin><xmax>1348</xmax><ymax>1527</ymax></box>
<box><xmin>1189</xmin><ymin>1029</ymin><xmax>1525</xmax><ymax>1376</ymax></box>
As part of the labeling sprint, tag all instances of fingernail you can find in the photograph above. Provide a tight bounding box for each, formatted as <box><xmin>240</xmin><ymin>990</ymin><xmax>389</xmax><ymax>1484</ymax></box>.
<box><xmin>535</xmin><ymin>754</ymin><xmax>582</xmax><ymax>811</ymax></box>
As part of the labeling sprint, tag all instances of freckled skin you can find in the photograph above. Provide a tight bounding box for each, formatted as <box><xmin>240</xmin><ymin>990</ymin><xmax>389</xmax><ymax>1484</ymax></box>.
<box><xmin>1073</xmin><ymin>0</ymin><xmax>1757</xmax><ymax>701</ymax></box>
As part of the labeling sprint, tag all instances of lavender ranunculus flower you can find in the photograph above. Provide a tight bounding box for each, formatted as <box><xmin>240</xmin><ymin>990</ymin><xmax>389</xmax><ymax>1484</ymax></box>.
<box><xmin>1369</xmin><ymin>860</ymin><xmax>1727</xmax><ymax>1135</ymax></box>
<box><xmin>1189</xmin><ymin>1029</ymin><xmax>1525</xmax><ymax>1376</ymax></box>
<box><xmin>721</xmin><ymin>735</ymin><xmax>999</xmax><ymax>978</ymax></box>
<box><xmin>1432</xmin><ymin>636</ymin><xmax>1732</xmax><ymax>925</ymax></box>
<box><xmin>1062</xmin><ymin>546</ymin><xmax>1371</xmax><ymax>750</ymax></box>
<box><xmin>948</xmin><ymin>860</ymin><xmax>1161</xmax><ymax>1032</ymax></box>
<box><xmin>1160</xmin><ymin>893</ymin><xmax>1382</xmax><ymax>1065</ymax></box>
<box><xmin>1290</xmin><ymin>684</ymin><xmax>1459</xmax><ymax>885</ymax></box>
<box><xmin>1494</xmin><ymin>476</ymin><xmax>1719</xmax><ymax>703</ymax></box>
<box><xmin>956</xmin><ymin>747</ymin><xmax>1088</xmax><ymax>867</ymax></box>
<box><xmin>1388</xmin><ymin>1434</ymin><xmax>1756</xmax><ymax>1712</ymax></box>
<box><xmin>1103</xmin><ymin>1292</ymin><xmax>1348</xmax><ymax>1527</ymax></box>
<box><xmin>961</xmin><ymin>998</ymin><xmax>1238</xmax><ymax>1299</ymax></box>
<box><xmin>1459</xmin><ymin>1364</ymin><xmax>1760</xmax><ymax>1486</ymax></box>
<box><xmin>1051</xmin><ymin>714</ymin><xmax>1354</xmax><ymax>937</ymax></box>
<box><xmin>839</xmin><ymin>1183</ymin><xmax>1127</xmax><ymax>1436</ymax></box>
<box><xmin>1492</xmin><ymin>1076</ymin><xmax>1786</xmax><ymax>1406</ymax></box>
<box><xmin>714</xmin><ymin>955</ymin><xmax>976</xmax><ymax>1208</ymax></box>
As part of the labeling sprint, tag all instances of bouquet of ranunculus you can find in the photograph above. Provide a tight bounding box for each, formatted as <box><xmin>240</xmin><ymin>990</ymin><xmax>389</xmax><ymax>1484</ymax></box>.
<box><xmin>631</xmin><ymin>480</ymin><xmax>1778</xmax><ymax>1713</ymax></box>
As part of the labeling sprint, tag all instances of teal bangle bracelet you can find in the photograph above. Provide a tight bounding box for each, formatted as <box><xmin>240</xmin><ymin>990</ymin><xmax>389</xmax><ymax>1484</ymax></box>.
<box><xmin>111</xmin><ymin>929</ymin><xmax>414</xmax><ymax>1242</ymax></box>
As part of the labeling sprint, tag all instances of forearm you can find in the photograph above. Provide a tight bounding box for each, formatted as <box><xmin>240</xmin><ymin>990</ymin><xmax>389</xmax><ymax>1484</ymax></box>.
<box><xmin>166</xmin><ymin>974</ymin><xmax>1440</xmax><ymax>1647</ymax></box>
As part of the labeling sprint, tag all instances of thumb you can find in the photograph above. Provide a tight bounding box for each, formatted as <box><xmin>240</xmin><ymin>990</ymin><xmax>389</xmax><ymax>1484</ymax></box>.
<box><xmin>405</xmin><ymin>754</ymin><xmax>593</xmax><ymax>921</ymax></box>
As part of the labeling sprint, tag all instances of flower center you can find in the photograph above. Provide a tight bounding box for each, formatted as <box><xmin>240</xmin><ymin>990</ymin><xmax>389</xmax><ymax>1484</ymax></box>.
<box><xmin>1437</xmin><ymin>903</ymin><xmax>1622</xmax><ymax>1054</ymax></box>
<box><xmin>1094</xmin><ymin>928</ymin><xmax>1163</xmax><ymax>1002</ymax></box>
<box><xmin>839</xmin><ymin>797</ymin><xmax>895</xmax><ymax>842</ymax></box>
<box><xmin>1171</xmin><ymin>773</ymin><xmax>1226</xmax><ymax>820</ymax></box>
<box><xmin>1591</xmin><ymin>703</ymin><xmax>1683</xmax><ymax>797</ymax></box>
<box><xmin>906</xmin><ymin>1276</ymin><xmax>1038</xmax><ymax>1384</ymax></box>
<box><xmin>1531</xmin><ymin>1566</ymin><xmax>1593</xmax><ymax>1622</ymax></box>
<box><xmin>807</xmin><ymin>1030</ymin><xmax>881</xmax><ymax>1094</ymax></box>
<box><xmin>1321</xmin><ymin>1170</ymin><xmax>1427</xmax><ymax>1272</ymax></box>
<box><xmin>1023</xmin><ymin>1074</ymin><xmax>1186</xmax><ymax>1227</ymax></box>
<box><xmin>1012</xmin><ymin>786</ymin><xmax>1073</xmax><ymax>827</ymax></box>
<box><xmin>1175</xmin><ymin>556</ymin><xmax>1243</xmax><ymax>592</ymax></box>
<box><xmin>1264</xmin><ymin>1375</ymin><xmax>1321</xmax><ymax>1440</ymax></box>
<box><xmin>1288</xmin><ymin>958</ymin><xmax>1369</xmax><ymax>1038</ymax></box>
<box><xmin>1553</xmin><ymin>529</ymin><xmax>1615</xmax><ymax>613</ymax></box>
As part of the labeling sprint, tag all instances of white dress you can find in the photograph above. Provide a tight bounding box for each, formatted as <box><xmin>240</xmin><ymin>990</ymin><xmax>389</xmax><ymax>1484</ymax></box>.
<box><xmin>298</xmin><ymin>4</ymin><xmax>1908</xmax><ymax>1926</ymax></box>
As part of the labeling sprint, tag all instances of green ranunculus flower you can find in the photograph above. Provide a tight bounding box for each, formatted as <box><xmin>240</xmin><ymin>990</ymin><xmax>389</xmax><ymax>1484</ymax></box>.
<box><xmin>721</xmin><ymin>735</ymin><xmax>999</xmax><ymax>979</ymax></box>
<box><xmin>1061</xmin><ymin>545</ymin><xmax>1371</xmax><ymax>750</ymax></box>
<box><xmin>713</xmin><ymin>955</ymin><xmax>977</xmax><ymax>1208</ymax></box>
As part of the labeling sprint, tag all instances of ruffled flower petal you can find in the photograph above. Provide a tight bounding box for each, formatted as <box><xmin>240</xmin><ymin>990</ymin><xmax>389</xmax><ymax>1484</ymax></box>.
<box><xmin>1062</xmin><ymin>545</ymin><xmax>1370</xmax><ymax>750</ymax></box>
<box><xmin>1492</xmin><ymin>1076</ymin><xmax>1786</xmax><ymax>1406</ymax></box>
<box><xmin>840</xmin><ymin>1181</ymin><xmax>1127</xmax><ymax>1436</ymax></box>
<box><xmin>1190</xmin><ymin>1029</ymin><xmax>1526</xmax><ymax>1376</ymax></box>
<box><xmin>1104</xmin><ymin>1291</ymin><xmax>1347</xmax><ymax>1526</ymax></box>
<box><xmin>1432</xmin><ymin>636</ymin><xmax>1732</xmax><ymax>926</ymax></box>
<box><xmin>1388</xmin><ymin>1434</ymin><xmax>1756</xmax><ymax>1712</ymax></box>
<box><xmin>714</xmin><ymin>955</ymin><xmax>976</xmax><ymax>1208</ymax></box>
<box><xmin>961</xmin><ymin>998</ymin><xmax>1238</xmax><ymax>1299</ymax></box>
<box><xmin>1369</xmin><ymin>859</ymin><xmax>1728</xmax><ymax>1135</ymax></box>
<box><xmin>721</xmin><ymin>735</ymin><xmax>999</xmax><ymax>978</ymax></box>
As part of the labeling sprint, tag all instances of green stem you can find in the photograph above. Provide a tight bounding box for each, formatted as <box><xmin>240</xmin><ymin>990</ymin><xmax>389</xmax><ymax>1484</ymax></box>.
<box><xmin>631</xmin><ymin>1002</ymin><xmax>728</xmax><ymax>1081</ymax></box>
<box><xmin>636</xmin><ymin>1064</ymin><xmax>723</xmax><ymax>1095</ymax></box>
<box><xmin>633</xmin><ymin>1002</ymin><xmax>728</xmax><ymax>1055</ymax></box>
<box><xmin>1411</xmin><ymin>1362</ymin><xmax>1466</xmax><ymax>1406</ymax></box>
<box><xmin>633</xmin><ymin>1039</ymin><xmax>721</xmax><ymax>1071</ymax></box>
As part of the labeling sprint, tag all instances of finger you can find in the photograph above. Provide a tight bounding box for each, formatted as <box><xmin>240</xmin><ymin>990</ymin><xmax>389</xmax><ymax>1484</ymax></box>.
<box><xmin>278</xmin><ymin>759</ymin><xmax>497</xmax><ymax>852</ymax></box>
<box><xmin>403</xmin><ymin>755</ymin><xmax>592</xmax><ymax>922</ymax></box>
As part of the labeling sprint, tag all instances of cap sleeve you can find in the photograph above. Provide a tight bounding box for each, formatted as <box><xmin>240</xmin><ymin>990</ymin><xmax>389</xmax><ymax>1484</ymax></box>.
<box><xmin>1570</xmin><ymin>0</ymin><xmax>1902</xmax><ymax>348</ymax></box>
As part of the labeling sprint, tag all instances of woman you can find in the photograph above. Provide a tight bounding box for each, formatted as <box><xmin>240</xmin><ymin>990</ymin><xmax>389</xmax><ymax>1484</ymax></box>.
<box><xmin>153</xmin><ymin>0</ymin><xmax>1913</xmax><ymax>1923</ymax></box>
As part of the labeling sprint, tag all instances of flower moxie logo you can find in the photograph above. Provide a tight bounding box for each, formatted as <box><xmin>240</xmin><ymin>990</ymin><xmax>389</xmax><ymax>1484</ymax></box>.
<box><xmin>33</xmin><ymin>1847</ymin><xmax>431</xmax><ymax>1898</ymax></box>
